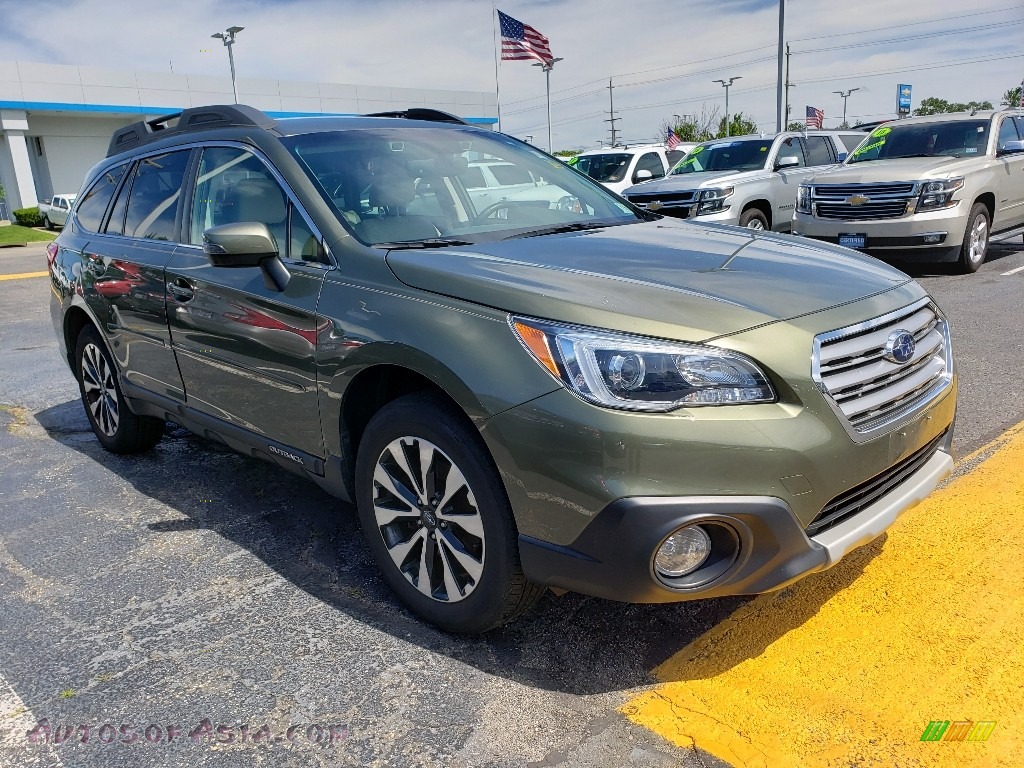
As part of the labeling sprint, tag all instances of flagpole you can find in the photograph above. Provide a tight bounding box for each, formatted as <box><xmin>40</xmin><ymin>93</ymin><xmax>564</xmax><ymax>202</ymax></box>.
<box><xmin>492</xmin><ymin>3</ymin><xmax>502</xmax><ymax>132</ymax></box>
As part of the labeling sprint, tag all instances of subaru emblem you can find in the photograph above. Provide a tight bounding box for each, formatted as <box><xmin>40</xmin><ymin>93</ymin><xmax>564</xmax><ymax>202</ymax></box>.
<box><xmin>884</xmin><ymin>330</ymin><xmax>916</xmax><ymax>364</ymax></box>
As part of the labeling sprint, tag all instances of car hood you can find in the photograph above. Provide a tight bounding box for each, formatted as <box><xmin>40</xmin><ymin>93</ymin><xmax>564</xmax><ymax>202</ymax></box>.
<box><xmin>622</xmin><ymin>169</ymin><xmax>769</xmax><ymax>197</ymax></box>
<box><xmin>384</xmin><ymin>220</ymin><xmax>914</xmax><ymax>341</ymax></box>
<box><xmin>811</xmin><ymin>156</ymin><xmax>978</xmax><ymax>183</ymax></box>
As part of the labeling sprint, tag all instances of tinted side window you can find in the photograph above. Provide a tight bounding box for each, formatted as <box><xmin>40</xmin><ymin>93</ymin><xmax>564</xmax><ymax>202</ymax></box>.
<box><xmin>124</xmin><ymin>151</ymin><xmax>191</xmax><ymax>241</ymax></box>
<box><xmin>777</xmin><ymin>137</ymin><xmax>807</xmax><ymax>168</ymax></box>
<box><xmin>635</xmin><ymin>152</ymin><xmax>666</xmax><ymax>179</ymax></box>
<box><xmin>1015</xmin><ymin>117</ymin><xmax>1024</xmax><ymax>142</ymax></box>
<box><xmin>490</xmin><ymin>164</ymin><xmax>533</xmax><ymax>185</ymax></box>
<box><xmin>804</xmin><ymin>136</ymin><xmax>835</xmax><ymax>166</ymax></box>
<box><xmin>190</xmin><ymin>146</ymin><xmax>324</xmax><ymax>263</ymax></box>
<box><xmin>998</xmin><ymin>117</ymin><xmax>1020</xmax><ymax>150</ymax></box>
<box><xmin>76</xmin><ymin>164</ymin><xmax>127</xmax><ymax>233</ymax></box>
<box><xmin>105</xmin><ymin>162</ymin><xmax>137</xmax><ymax>236</ymax></box>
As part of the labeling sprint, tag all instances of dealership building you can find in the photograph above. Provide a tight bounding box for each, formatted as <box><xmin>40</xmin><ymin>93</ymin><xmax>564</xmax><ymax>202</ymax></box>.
<box><xmin>0</xmin><ymin>60</ymin><xmax>498</xmax><ymax>215</ymax></box>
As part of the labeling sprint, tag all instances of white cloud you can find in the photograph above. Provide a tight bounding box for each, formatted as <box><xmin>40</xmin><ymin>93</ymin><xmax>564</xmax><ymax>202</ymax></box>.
<box><xmin>2</xmin><ymin>0</ymin><xmax>1022</xmax><ymax>149</ymax></box>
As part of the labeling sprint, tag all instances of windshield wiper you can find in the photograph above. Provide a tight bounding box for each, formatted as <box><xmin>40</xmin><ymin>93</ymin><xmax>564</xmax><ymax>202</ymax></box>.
<box><xmin>375</xmin><ymin>237</ymin><xmax>473</xmax><ymax>249</ymax></box>
<box><xmin>505</xmin><ymin>221</ymin><xmax>611</xmax><ymax>239</ymax></box>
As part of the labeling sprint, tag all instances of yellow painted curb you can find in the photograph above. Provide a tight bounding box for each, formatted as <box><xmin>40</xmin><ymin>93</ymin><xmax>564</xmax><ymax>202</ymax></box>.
<box><xmin>0</xmin><ymin>271</ymin><xmax>49</xmax><ymax>281</ymax></box>
<box><xmin>622</xmin><ymin>425</ymin><xmax>1024</xmax><ymax>767</ymax></box>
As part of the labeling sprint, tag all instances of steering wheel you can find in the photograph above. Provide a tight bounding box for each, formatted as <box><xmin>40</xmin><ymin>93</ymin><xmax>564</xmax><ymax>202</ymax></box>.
<box><xmin>472</xmin><ymin>200</ymin><xmax>515</xmax><ymax>224</ymax></box>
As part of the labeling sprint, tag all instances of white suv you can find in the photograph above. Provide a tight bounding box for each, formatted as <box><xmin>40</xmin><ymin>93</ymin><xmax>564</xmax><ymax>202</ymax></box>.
<box><xmin>573</xmin><ymin>144</ymin><xmax>695</xmax><ymax>195</ymax></box>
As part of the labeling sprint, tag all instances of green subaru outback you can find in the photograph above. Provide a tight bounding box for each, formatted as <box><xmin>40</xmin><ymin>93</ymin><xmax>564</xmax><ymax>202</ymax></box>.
<box><xmin>48</xmin><ymin>105</ymin><xmax>956</xmax><ymax>633</ymax></box>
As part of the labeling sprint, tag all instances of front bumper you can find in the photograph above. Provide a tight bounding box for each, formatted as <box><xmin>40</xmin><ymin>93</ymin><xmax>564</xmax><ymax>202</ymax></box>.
<box><xmin>792</xmin><ymin>204</ymin><xmax>970</xmax><ymax>261</ymax></box>
<box><xmin>519</xmin><ymin>433</ymin><xmax>953</xmax><ymax>603</ymax></box>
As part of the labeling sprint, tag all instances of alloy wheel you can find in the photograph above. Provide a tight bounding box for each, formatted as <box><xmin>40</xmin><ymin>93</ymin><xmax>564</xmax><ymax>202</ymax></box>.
<box><xmin>968</xmin><ymin>213</ymin><xmax>988</xmax><ymax>266</ymax></box>
<box><xmin>81</xmin><ymin>343</ymin><xmax>120</xmax><ymax>437</ymax></box>
<box><xmin>371</xmin><ymin>436</ymin><xmax>485</xmax><ymax>603</ymax></box>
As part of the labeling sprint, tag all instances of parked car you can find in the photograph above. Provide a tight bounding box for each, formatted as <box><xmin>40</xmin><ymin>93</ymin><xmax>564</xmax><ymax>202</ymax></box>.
<box><xmin>793</xmin><ymin>110</ymin><xmax>1024</xmax><ymax>272</ymax></box>
<box><xmin>50</xmin><ymin>104</ymin><xmax>955</xmax><ymax>634</ymax></box>
<box><xmin>38</xmin><ymin>193</ymin><xmax>77</xmax><ymax>230</ymax></box>
<box><xmin>620</xmin><ymin>131</ymin><xmax>865</xmax><ymax>231</ymax></box>
<box><xmin>573</xmin><ymin>143</ymin><xmax>696</xmax><ymax>195</ymax></box>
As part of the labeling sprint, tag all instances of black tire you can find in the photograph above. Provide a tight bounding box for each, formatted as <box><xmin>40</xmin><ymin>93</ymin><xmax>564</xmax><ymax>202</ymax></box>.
<box><xmin>354</xmin><ymin>393</ymin><xmax>543</xmax><ymax>633</ymax></box>
<box><xmin>957</xmin><ymin>202</ymin><xmax>989</xmax><ymax>274</ymax></box>
<box><xmin>75</xmin><ymin>326</ymin><xmax>163</xmax><ymax>454</ymax></box>
<box><xmin>43</xmin><ymin>216</ymin><xmax>54</xmax><ymax>231</ymax></box>
<box><xmin>739</xmin><ymin>208</ymin><xmax>768</xmax><ymax>230</ymax></box>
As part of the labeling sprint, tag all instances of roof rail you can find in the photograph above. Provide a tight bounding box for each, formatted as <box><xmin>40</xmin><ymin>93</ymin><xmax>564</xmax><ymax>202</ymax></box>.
<box><xmin>362</xmin><ymin>108</ymin><xmax>469</xmax><ymax>125</ymax></box>
<box><xmin>106</xmin><ymin>104</ymin><xmax>276</xmax><ymax>157</ymax></box>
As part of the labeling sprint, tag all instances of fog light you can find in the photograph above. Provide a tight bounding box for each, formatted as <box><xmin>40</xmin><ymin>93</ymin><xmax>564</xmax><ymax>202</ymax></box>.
<box><xmin>922</xmin><ymin>233</ymin><xmax>942</xmax><ymax>244</ymax></box>
<box><xmin>655</xmin><ymin>526</ymin><xmax>711</xmax><ymax>577</ymax></box>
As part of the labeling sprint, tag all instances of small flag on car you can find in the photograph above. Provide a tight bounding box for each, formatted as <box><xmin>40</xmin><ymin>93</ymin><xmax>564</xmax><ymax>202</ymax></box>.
<box><xmin>666</xmin><ymin>127</ymin><xmax>681</xmax><ymax>151</ymax></box>
<box><xmin>498</xmin><ymin>10</ymin><xmax>554</xmax><ymax>65</ymax></box>
<box><xmin>805</xmin><ymin>105</ymin><xmax>824</xmax><ymax>129</ymax></box>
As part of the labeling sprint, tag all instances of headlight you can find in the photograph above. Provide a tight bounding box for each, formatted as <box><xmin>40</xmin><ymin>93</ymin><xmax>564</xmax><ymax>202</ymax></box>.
<box><xmin>796</xmin><ymin>185</ymin><xmax>811</xmax><ymax>214</ymax></box>
<box><xmin>694</xmin><ymin>186</ymin><xmax>734</xmax><ymax>216</ymax></box>
<box><xmin>511</xmin><ymin>317</ymin><xmax>775</xmax><ymax>411</ymax></box>
<box><xmin>916</xmin><ymin>177</ymin><xmax>964</xmax><ymax>212</ymax></box>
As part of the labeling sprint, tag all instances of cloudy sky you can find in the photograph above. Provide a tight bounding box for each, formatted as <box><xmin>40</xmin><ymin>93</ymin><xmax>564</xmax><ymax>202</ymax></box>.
<box><xmin>2</xmin><ymin>0</ymin><xmax>1022</xmax><ymax>150</ymax></box>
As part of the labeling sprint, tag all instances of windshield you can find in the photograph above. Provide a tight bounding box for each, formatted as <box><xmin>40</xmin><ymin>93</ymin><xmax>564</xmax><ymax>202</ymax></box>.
<box><xmin>282</xmin><ymin>127</ymin><xmax>641</xmax><ymax>246</ymax></box>
<box><xmin>848</xmin><ymin>120</ymin><xmax>990</xmax><ymax>163</ymax></box>
<box><xmin>670</xmin><ymin>139</ymin><xmax>773</xmax><ymax>174</ymax></box>
<box><xmin>574</xmin><ymin>153</ymin><xmax>632</xmax><ymax>183</ymax></box>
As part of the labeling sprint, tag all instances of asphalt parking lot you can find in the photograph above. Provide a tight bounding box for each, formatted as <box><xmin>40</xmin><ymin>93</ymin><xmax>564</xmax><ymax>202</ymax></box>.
<box><xmin>2</xmin><ymin>236</ymin><xmax>1023</xmax><ymax>767</ymax></box>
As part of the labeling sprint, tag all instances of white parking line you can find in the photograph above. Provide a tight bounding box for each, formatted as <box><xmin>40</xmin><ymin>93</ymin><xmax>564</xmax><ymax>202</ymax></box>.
<box><xmin>0</xmin><ymin>672</ymin><xmax>63</xmax><ymax>767</ymax></box>
<box><xmin>1001</xmin><ymin>265</ymin><xmax>1024</xmax><ymax>276</ymax></box>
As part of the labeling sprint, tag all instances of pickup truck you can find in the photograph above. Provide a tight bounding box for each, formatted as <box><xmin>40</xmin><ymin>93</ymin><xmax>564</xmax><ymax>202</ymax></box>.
<box><xmin>38</xmin><ymin>194</ymin><xmax>77</xmax><ymax>230</ymax></box>
<box><xmin>793</xmin><ymin>110</ymin><xmax>1024</xmax><ymax>273</ymax></box>
<box><xmin>620</xmin><ymin>131</ymin><xmax>865</xmax><ymax>231</ymax></box>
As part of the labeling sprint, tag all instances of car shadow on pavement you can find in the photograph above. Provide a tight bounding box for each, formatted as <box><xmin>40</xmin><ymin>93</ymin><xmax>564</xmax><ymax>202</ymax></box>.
<box><xmin>36</xmin><ymin>399</ymin><xmax>880</xmax><ymax>696</ymax></box>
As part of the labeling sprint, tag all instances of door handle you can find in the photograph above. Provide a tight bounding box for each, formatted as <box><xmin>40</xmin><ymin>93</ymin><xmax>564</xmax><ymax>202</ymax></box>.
<box><xmin>167</xmin><ymin>278</ymin><xmax>195</xmax><ymax>302</ymax></box>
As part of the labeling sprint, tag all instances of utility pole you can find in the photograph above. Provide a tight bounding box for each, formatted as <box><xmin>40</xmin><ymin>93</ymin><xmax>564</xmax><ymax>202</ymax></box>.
<box><xmin>604</xmin><ymin>78</ymin><xmax>620</xmax><ymax>147</ymax></box>
<box><xmin>776</xmin><ymin>0</ymin><xmax>785</xmax><ymax>133</ymax></box>
<box><xmin>713</xmin><ymin>76</ymin><xmax>742</xmax><ymax>137</ymax></box>
<box><xmin>832</xmin><ymin>87</ymin><xmax>860</xmax><ymax>128</ymax></box>
<box><xmin>784</xmin><ymin>44</ymin><xmax>795</xmax><ymax>130</ymax></box>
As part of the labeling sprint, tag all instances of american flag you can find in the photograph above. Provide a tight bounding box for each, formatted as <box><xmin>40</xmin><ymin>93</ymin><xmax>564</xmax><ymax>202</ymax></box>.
<box><xmin>666</xmin><ymin>127</ymin><xmax>681</xmax><ymax>151</ymax></box>
<box><xmin>498</xmin><ymin>9</ymin><xmax>553</xmax><ymax>65</ymax></box>
<box><xmin>805</xmin><ymin>105</ymin><xmax>824</xmax><ymax>129</ymax></box>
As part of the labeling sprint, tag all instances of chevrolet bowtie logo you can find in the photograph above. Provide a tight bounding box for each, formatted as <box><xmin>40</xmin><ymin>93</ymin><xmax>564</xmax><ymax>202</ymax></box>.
<box><xmin>647</xmin><ymin>201</ymin><xmax>663</xmax><ymax>211</ymax></box>
<box><xmin>846</xmin><ymin>194</ymin><xmax>870</xmax><ymax>205</ymax></box>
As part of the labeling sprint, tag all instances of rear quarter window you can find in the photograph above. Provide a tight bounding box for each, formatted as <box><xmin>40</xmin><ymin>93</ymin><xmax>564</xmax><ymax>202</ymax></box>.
<box><xmin>75</xmin><ymin>164</ymin><xmax>128</xmax><ymax>233</ymax></box>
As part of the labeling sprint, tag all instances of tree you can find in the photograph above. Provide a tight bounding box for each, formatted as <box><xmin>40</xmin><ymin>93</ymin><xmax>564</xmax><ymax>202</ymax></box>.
<box><xmin>662</xmin><ymin>105</ymin><xmax>723</xmax><ymax>144</ymax></box>
<box><xmin>715</xmin><ymin>113</ymin><xmax>759</xmax><ymax>139</ymax></box>
<box><xmin>913</xmin><ymin>96</ymin><xmax>993</xmax><ymax>116</ymax></box>
<box><xmin>1001</xmin><ymin>86</ymin><xmax>1022</xmax><ymax>108</ymax></box>
<box><xmin>786</xmin><ymin>121</ymin><xmax>805</xmax><ymax>131</ymax></box>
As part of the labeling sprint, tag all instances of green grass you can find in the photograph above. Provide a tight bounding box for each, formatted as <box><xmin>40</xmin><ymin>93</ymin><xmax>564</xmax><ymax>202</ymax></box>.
<box><xmin>0</xmin><ymin>224</ymin><xmax>55</xmax><ymax>245</ymax></box>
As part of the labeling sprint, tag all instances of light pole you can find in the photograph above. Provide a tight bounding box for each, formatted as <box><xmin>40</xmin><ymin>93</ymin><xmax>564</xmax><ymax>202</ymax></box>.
<box><xmin>211</xmin><ymin>26</ymin><xmax>244</xmax><ymax>104</ymax></box>
<box><xmin>532</xmin><ymin>57</ymin><xmax>564</xmax><ymax>153</ymax></box>
<box><xmin>713</xmin><ymin>77</ymin><xmax>742</xmax><ymax>137</ymax></box>
<box><xmin>832</xmin><ymin>88</ymin><xmax>860</xmax><ymax>128</ymax></box>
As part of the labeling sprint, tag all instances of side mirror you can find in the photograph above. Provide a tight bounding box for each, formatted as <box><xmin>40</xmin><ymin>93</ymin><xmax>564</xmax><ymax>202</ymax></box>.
<box><xmin>998</xmin><ymin>139</ymin><xmax>1024</xmax><ymax>156</ymax></box>
<box><xmin>775</xmin><ymin>155</ymin><xmax>801</xmax><ymax>170</ymax></box>
<box><xmin>203</xmin><ymin>222</ymin><xmax>290</xmax><ymax>292</ymax></box>
<box><xmin>633</xmin><ymin>169</ymin><xmax>654</xmax><ymax>183</ymax></box>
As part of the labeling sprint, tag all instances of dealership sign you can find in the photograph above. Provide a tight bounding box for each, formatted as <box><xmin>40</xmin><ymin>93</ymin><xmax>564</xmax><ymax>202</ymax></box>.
<box><xmin>898</xmin><ymin>84</ymin><xmax>912</xmax><ymax>115</ymax></box>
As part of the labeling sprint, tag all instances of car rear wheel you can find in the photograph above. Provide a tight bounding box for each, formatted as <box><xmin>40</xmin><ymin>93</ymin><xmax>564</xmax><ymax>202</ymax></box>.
<box><xmin>739</xmin><ymin>209</ymin><xmax>768</xmax><ymax>230</ymax></box>
<box><xmin>43</xmin><ymin>216</ymin><xmax>54</xmax><ymax>231</ymax></box>
<box><xmin>957</xmin><ymin>203</ymin><xmax>989</xmax><ymax>274</ymax></box>
<box><xmin>354</xmin><ymin>393</ymin><xmax>543</xmax><ymax>633</ymax></box>
<box><xmin>75</xmin><ymin>326</ymin><xmax>163</xmax><ymax>453</ymax></box>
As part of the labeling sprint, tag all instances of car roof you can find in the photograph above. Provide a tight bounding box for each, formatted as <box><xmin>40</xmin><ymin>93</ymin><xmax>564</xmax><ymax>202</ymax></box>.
<box><xmin>577</xmin><ymin>144</ymin><xmax>666</xmax><ymax>156</ymax></box>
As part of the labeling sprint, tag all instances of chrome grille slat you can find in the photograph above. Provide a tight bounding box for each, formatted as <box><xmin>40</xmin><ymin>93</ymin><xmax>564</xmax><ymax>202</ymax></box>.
<box><xmin>813</xmin><ymin>299</ymin><xmax>952</xmax><ymax>435</ymax></box>
<box><xmin>811</xmin><ymin>182</ymin><xmax>917</xmax><ymax>198</ymax></box>
<box><xmin>816</xmin><ymin>202</ymin><xmax>908</xmax><ymax>220</ymax></box>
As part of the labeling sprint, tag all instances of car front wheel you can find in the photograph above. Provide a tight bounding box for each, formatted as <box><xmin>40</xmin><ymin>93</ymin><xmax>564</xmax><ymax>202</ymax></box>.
<box><xmin>739</xmin><ymin>209</ymin><xmax>768</xmax><ymax>230</ymax></box>
<box><xmin>957</xmin><ymin>203</ymin><xmax>989</xmax><ymax>274</ymax></box>
<box><xmin>75</xmin><ymin>326</ymin><xmax>163</xmax><ymax>453</ymax></box>
<box><xmin>354</xmin><ymin>393</ymin><xmax>543</xmax><ymax>633</ymax></box>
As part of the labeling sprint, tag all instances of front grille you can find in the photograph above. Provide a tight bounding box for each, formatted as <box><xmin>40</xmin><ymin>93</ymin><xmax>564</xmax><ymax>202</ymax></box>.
<box><xmin>806</xmin><ymin>431</ymin><xmax>945</xmax><ymax>537</ymax></box>
<box><xmin>816</xmin><ymin>201</ymin><xmax>908</xmax><ymax>220</ymax></box>
<box><xmin>812</xmin><ymin>298</ymin><xmax>952</xmax><ymax>434</ymax></box>
<box><xmin>625</xmin><ymin>191</ymin><xmax>696</xmax><ymax>205</ymax></box>
<box><xmin>812</xmin><ymin>182</ymin><xmax>917</xmax><ymax>198</ymax></box>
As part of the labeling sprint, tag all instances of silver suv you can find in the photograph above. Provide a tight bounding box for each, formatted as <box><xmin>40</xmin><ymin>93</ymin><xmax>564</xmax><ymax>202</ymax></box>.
<box><xmin>620</xmin><ymin>131</ymin><xmax>865</xmax><ymax>231</ymax></box>
<box><xmin>793</xmin><ymin>111</ymin><xmax>1024</xmax><ymax>273</ymax></box>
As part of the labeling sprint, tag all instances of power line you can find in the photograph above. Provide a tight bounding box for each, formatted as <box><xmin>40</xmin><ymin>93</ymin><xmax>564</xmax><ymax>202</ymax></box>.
<box><xmin>790</xmin><ymin>5</ymin><xmax>1023</xmax><ymax>43</ymax></box>
<box><xmin>796</xmin><ymin>19</ymin><xmax>1024</xmax><ymax>55</ymax></box>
